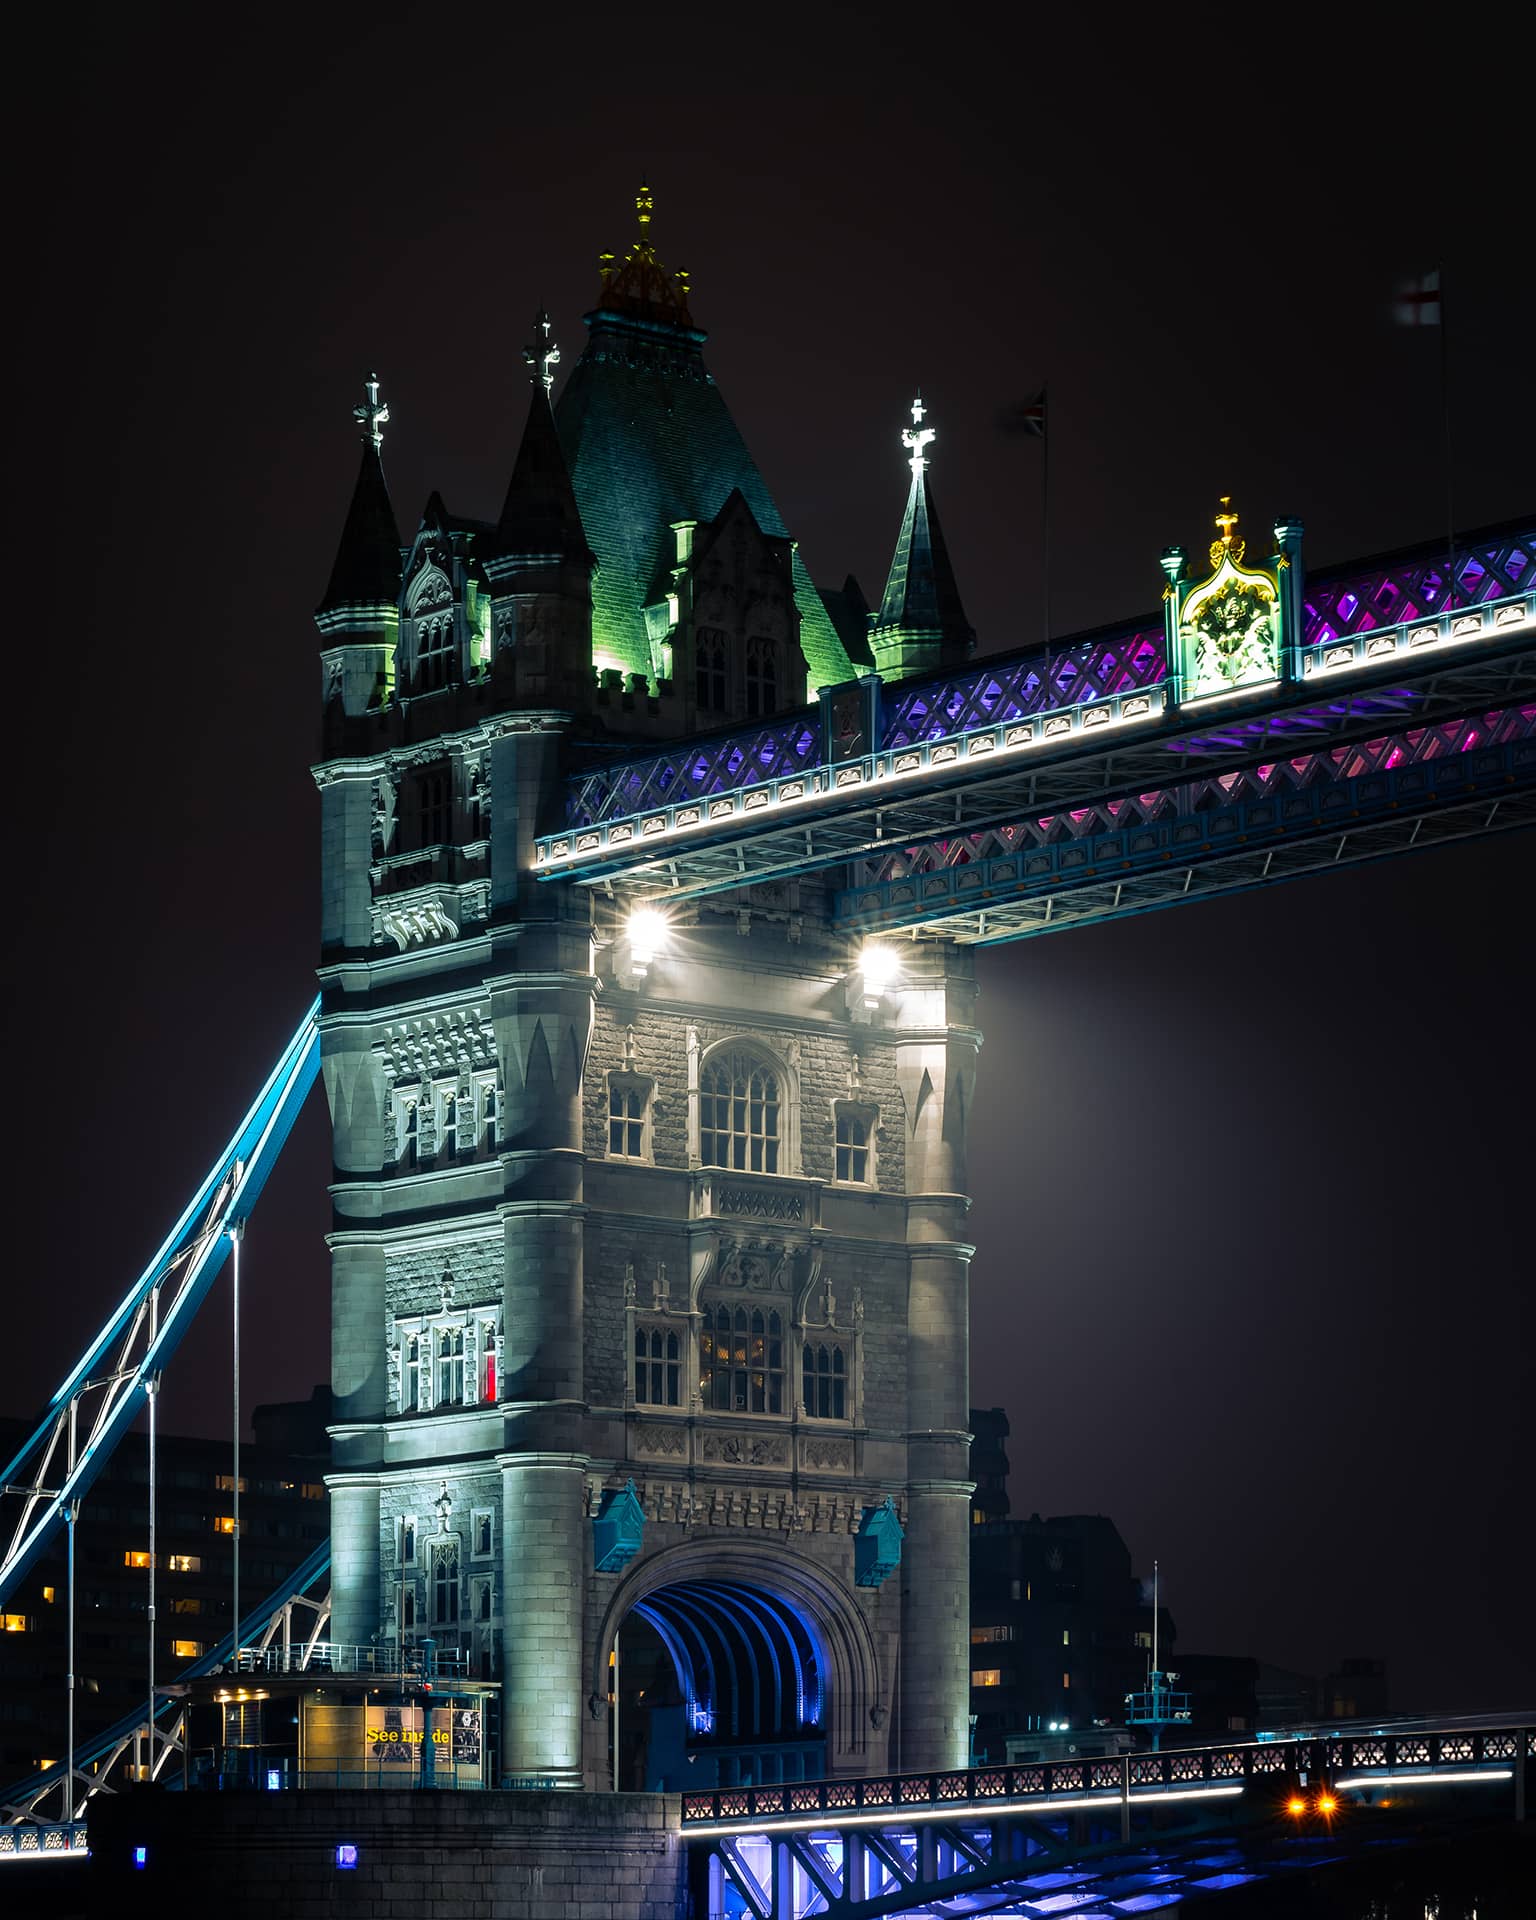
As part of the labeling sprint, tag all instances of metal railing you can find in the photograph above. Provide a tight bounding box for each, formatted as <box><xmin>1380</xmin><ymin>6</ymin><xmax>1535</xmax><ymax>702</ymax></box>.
<box><xmin>680</xmin><ymin>1721</ymin><xmax>1534</xmax><ymax>1828</ymax></box>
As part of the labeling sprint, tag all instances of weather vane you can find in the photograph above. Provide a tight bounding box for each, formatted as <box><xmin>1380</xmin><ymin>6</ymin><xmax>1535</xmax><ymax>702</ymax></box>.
<box><xmin>523</xmin><ymin>310</ymin><xmax>560</xmax><ymax>394</ymax></box>
<box><xmin>354</xmin><ymin>372</ymin><xmax>389</xmax><ymax>451</ymax></box>
<box><xmin>902</xmin><ymin>394</ymin><xmax>935</xmax><ymax>477</ymax></box>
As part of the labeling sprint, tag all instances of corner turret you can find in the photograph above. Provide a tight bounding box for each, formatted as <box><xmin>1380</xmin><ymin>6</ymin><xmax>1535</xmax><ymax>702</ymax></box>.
<box><xmin>868</xmin><ymin>396</ymin><xmax>975</xmax><ymax>680</ymax></box>
<box><xmin>487</xmin><ymin>312</ymin><xmax>596</xmax><ymax>712</ymax></box>
<box><xmin>316</xmin><ymin>373</ymin><xmax>403</xmax><ymax>716</ymax></box>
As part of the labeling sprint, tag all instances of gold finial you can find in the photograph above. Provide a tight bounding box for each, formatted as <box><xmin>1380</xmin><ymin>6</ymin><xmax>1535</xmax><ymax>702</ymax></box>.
<box><xmin>1210</xmin><ymin>496</ymin><xmax>1245</xmax><ymax>567</ymax></box>
<box><xmin>637</xmin><ymin>181</ymin><xmax>654</xmax><ymax>235</ymax></box>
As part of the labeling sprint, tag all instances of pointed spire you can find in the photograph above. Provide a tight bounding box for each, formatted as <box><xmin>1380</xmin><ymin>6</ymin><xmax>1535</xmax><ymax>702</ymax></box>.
<box><xmin>869</xmin><ymin>395</ymin><xmax>974</xmax><ymax>676</ymax></box>
<box><xmin>318</xmin><ymin>372</ymin><xmax>402</xmax><ymax>613</ymax></box>
<box><xmin>594</xmin><ymin>182</ymin><xmax>694</xmax><ymax>327</ymax></box>
<box><xmin>497</xmin><ymin>311</ymin><xmax>591</xmax><ymax>563</ymax></box>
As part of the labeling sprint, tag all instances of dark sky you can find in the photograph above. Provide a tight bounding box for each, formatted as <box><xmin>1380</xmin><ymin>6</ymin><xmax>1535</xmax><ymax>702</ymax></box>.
<box><xmin>9</xmin><ymin>6</ymin><xmax>1531</xmax><ymax>1712</ymax></box>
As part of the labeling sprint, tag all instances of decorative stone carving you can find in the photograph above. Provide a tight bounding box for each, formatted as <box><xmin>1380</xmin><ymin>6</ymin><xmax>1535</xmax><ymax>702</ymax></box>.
<box><xmin>700</xmin><ymin>1431</ymin><xmax>789</xmax><ymax>1468</ymax></box>
<box><xmin>633</xmin><ymin>1425</ymin><xmax>686</xmax><ymax>1459</ymax></box>
<box><xmin>380</xmin><ymin>900</ymin><xmax>459</xmax><ymax>951</ymax></box>
<box><xmin>717</xmin><ymin>1185</ymin><xmax>805</xmax><ymax>1222</ymax></box>
<box><xmin>801</xmin><ymin>1438</ymin><xmax>852</xmax><ymax>1472</ymax></box>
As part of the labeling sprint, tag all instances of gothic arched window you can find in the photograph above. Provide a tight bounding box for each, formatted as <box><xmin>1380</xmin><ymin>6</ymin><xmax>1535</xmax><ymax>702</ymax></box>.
<box><xmin>431</xmin><ymin>1541</ymin><xmax>459</xmax><ymax>1625</ymax></box>
<box><xmin>402</xmin><ymin>1336</ymin><xmax>420</xmax><ymax>1413</ymax></box>
<box><xmin>700</xmin><ymin>1051</ymin><xmax>781</xmax><ymax>1174</ymax></box>
<box><xmin>418</xmin><ymin>618</ymin><xmax>453</xmax><ymax>692</ymax></box>
<box><xmin>701</xmin><ymin>1303</ymin><xmax>785</xmax><ymax>1414</ymax></box>
<box><xmin>399</xmin><ymin>1097</ymin><xmax>419</xmax><ymax>1168</ymax></box>
<box><xmin>696</xmin><ymin>628</ymin><xmax>727</xmax><ymax>711</ymax></box>
<box><xmin>634</xmin><ymin>1324</ymin><xmax>681</xmax><ymax>1406</ymax></box>
<box><xmin>436</xmin><ymin>1328</ymin><xmax>464</xmax><ymax>1406</ymax></box>
<box><xmin>745</xmin><ymin>637</ymin><xmax>777</xmax><ymax>717</ymax></box>
<box><xmin>803</xmin><ymin>1342</ymin><xmax>847</xmax><ymax>1421</ymax></box>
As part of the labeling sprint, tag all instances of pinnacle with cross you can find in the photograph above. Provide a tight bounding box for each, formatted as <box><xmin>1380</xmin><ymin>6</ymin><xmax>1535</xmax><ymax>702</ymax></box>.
<box><xmin>902</xmin><ymin>395</ymin><xmax>936</xmax><ymax>477</ymax></box>
<box><xmin>523</xmin><ymin>310</ymin><xmax>560</xmax><ymax>394</ymax></box>
<box><xmin>354</xmin><ymin>372</ymin><xmax>389</xmax><ymax>451</ymax></box>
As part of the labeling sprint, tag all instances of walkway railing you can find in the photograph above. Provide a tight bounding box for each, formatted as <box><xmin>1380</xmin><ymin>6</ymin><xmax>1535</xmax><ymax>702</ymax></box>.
<box><xmin>680</xmin><ymin>1722</ymin><xmax>1534</xmax><ymax>1829</ymax></box>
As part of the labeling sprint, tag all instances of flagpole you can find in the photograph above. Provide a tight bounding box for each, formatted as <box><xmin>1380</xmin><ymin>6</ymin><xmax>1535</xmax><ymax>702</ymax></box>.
<box><xmin>1041</xmin><ymin>389</ymin><xmax>1051</xmax><ymax>650</ymax></box>
<box><xmin>1440</xmin><ymin>268</ymin><xmax>1455</xmax><ymax>612</ymax></box>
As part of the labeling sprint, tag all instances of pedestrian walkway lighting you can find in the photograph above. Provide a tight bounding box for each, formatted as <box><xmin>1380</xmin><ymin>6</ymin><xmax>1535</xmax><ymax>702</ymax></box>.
<box><xmin>628</xmin><ymin>906</ymin><xmax>669</xmax><ymax>978</ymax></box>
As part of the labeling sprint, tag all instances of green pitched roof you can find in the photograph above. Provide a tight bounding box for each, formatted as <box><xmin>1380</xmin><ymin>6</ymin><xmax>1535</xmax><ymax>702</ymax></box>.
<box><xmin>555</xmin><ymin>307</ymin><xmax>863</xmax><ymax>691</ymax></box>
<box><xmin>873</xmin><ymin>463</ymin><xmax>974</xmax><ymax>651</ymax></box>
<box><xmin>318</xmin><ymin>442</ymin><xmax>402</xmax><ymax>613</ymax></box>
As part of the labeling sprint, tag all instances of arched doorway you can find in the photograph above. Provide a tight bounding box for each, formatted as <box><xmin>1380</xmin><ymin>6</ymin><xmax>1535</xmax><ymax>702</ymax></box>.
<box><xmin>593</xmin><ymin>1542</ymin><xmax>885</xmax><ymax>1791</ymax></box>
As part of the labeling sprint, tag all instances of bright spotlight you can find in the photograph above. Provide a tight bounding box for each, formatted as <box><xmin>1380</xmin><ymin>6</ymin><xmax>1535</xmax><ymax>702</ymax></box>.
<box><xmin>628</xmin><ymin>907</ymin><xmax>669</xmax><ymax>968</ymax></box>
<box><xmin>860</xmin><ymin>942</ymin><xmax>900</xmax><ymax>1005</ymax></box>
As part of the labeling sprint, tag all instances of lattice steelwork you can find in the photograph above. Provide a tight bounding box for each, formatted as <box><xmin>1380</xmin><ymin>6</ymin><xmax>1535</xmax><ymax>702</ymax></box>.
<box><xmin>559</xmin><ymin>525</ymin><xmax>1534</xmax><ymax>831</ymax></box>
<box><xmin>688</xmin><ymin>1724</ymin><xmax>1532</xmax><ymax>1920</ymax></box>
<box><xmin>881</xmin><ymin>626</ymin><xmax>1166</xmax><ymax>749</ymax></box>
<box><xmin>858</xmin><ymin>706</ymin><xmax>1536</xmax><ymax>883</ymax></box>
<box><xmin>565</xmin><ymin>713</ymin><xmax>821</xmax><ymax>830</ymax></box>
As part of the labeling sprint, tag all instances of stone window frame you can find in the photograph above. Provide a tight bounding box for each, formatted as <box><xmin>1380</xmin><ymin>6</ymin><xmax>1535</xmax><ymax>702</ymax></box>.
<box><xmin>415</xmin><ymin>616</ymin><xmax>455</xmax><ymax>695</ymax></box>
<box><xmin>744</xmin><ymin>635</ymin><xmax>779</xmax><ymax>718</ymax></box>
<box><xmin>691</xmin><ymin>1036</ymin><xmax>799</xmax><ymax>1177</ymax></box>
<box><xmin>800</xmin><ymin>1336</ymin><xmax>850</xmax><ymax>1422</ymax></box>
<box><xmin>393</xmin><ymin>1310</ymin><xmax>495</xmax><ymax>1416</ymax></box>
<box><xmin>470</xmin><ymin>1508</ymin><xmax>494</xmax><ymax>1560</ymax></box>
<box><xmin>830</xmin><ymin>1098</ymin><xmax>878</xmax><ymax>1187</ymax></box>
<box><xmin>606</xmin><ymin>1071</ymin><xmax>656</xmax><ymax>1164</ymax></box>
<box><xmin>429</xmin><ymin>1536</ymin><xmax>461</xmax><ymax>1627</ymax></box>
<box><xmin>392</xmin><ymin>1087</ymin><xmax>421</xmax><ymax>1168</ymax></box>
<box><xmin>469</xmin><ymin>1572</ymin><xmax>495</xmax><ymax>1625</ymax></box>
<box><xmin>398</xmin><ymin>1514</ymin><xmax>418</xmax><ymax>1567</ymax></box>
<box><xmin>632</xmin><ymin>1317</ymin><xmax>685</xmax><ymax>1408</ymax></box>
<box><xmin>698</xmin><ymin>1295</ymin><xmax>789</xmax><ymax>1417</ymax></box>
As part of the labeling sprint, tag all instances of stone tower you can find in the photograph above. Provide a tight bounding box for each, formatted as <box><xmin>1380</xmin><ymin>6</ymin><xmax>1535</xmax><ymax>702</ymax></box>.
<box><xmin>315</xmin><ymin>190</ymin><xmax>979</xmax><ymax>1786</ymax></box>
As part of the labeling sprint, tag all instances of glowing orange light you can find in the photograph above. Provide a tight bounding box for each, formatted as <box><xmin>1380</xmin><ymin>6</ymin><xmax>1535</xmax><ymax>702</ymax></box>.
<box><xmin>1286</xmin><ymin>1796</ymin><xmax>1306</xmax><ymax>1815</ymax></box>
<box><xmin>1317</xmin><ymin>1793</ymin><xmax>1338</xmax><ymax>1815</ymax></box>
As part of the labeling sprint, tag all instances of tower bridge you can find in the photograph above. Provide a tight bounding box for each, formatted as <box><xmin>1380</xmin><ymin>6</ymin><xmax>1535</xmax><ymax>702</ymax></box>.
<box><xmin>1</xmin><ymin>185</ymin><xmax>1531</xmax><ymax>1914</ymax></box>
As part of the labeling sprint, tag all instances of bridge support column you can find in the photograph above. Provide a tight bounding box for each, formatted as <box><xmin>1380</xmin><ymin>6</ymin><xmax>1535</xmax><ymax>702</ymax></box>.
<box><xmin>326</xmin><ymin>1473</ymin><xmax>381</xmax><ymax>1650</ymax></box>
<box><xmin>498</xmin><ymin>1455</ymin><xmax>586</xmax><ymax>1786</ymax></box>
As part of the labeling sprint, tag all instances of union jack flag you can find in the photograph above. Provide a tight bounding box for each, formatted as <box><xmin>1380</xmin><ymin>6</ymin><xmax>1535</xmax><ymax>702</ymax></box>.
<box><xmin>1393</xmin><ymin>270</ymin><xmax>1441</xmax><ymax>326</ymax></box>
<box><xmin>999</xmin><ymin>391</ymin><xmax>1047</xmax><ymax>437</ymax></box>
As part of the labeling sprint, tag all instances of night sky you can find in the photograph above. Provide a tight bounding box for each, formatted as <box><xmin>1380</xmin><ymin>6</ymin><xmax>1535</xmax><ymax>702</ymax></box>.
<box><xmin>10</xmin><ymin>8</ymin><xmax>1531</xmax><ymax>1713</ymax></box>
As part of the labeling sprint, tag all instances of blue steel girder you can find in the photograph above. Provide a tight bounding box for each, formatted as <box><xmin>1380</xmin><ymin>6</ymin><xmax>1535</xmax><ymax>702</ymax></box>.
<box><xmin>534</xmin><ymin>593</ymin><xmax>1536</xmax><ymax>904</ymax></box>
<box><xmin>837</xmin><ymin>704</ymin><xmax>1536</xmax><ymax>943</ymax></box>
<box><xmin>0</xmin><ymin>1000</ymin><xmax>322</xmax><ymax>1605</ymax></box>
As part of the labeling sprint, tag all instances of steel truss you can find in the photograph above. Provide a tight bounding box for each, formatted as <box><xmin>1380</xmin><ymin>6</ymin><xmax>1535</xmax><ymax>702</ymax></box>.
<box><xmin>838</xmin><ymin>705</ymin><xmax>1536</xmax><ymax>942</ymax></box>
<box><xmin>0</xmin><ymin>1543</ymin><xmax>331</xmax><ymax>1830</ymax></box>
<box><xmin>0</xmin><ymin>1000</ymin><xmax>321</xmax><ymax>1605</ymax></box>
<box><xmin>687</xmin><ymin>1723</ymin><xmax>1534</xmax><ymax>1919</ymax></box>
<box><xmin>538</xmin><ymin>596</ymin><xmax>1536</xmax><ymax>903</ymax></box>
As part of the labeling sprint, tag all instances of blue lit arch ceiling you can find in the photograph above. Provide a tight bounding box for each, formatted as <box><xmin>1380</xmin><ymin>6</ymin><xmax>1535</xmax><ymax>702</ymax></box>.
<box><xmin>631</xmin><ymin>1579</ymin><xmax>822</xmax><ymax>1741</ymax></box>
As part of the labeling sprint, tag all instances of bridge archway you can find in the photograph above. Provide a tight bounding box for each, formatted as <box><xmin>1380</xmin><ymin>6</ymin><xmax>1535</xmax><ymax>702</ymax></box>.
<box><xmin>590</xmin><ymin>1540</ymin><xmax>885</xmax><ymax>1790</ymax></box>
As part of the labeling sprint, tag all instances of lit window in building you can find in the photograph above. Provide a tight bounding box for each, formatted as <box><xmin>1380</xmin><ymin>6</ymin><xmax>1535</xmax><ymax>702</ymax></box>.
<box><xmin>437</xmin><ymin>1327</ymin><xmax>465</xmax><ymax>1405</ymax></box>
<box><xmin>168</xmin><ymin>1554</ymin><xmax>200</xmax><ymax>1574</ymax></box>
<box><xmin>431</xmin><ymin>1543</ymin><xmax>460</xmax><ymax>1626</ymax></box>
<box><xmin>634</xmin><ymin>1325</ymin><xmax>682</xmax><ymax>1406</ymax></box>
<box><xmin>125</xmin><ymin>1550</ymin><xmax>154</xmax><ymax>1570</ymax></box>
<box><xmin>1134</xmin><ymin>1631</ymin><xmax>1152</xmax><ymax>1649</ymax></box>
<box><xmin>802</xmin><ymin>1342</ymin><xmax>847</xmax><ymax>1420</ymax></box>
<box><xmin>696</xmin><ymin>628</ymin><xmax>727</xmax><ymax>711</ymax></box>
<box><xmin>213</xmin><ymin>1516</ymin><xmax>240</xmax><ymax>1536</ymax></box>
<box><xmin>171</xmin><ymin>1598</ymin><xmax>203</xmax><ymax>1616</ymax></box>
<box><xmin>215</xmin><ymin>1474</ymin><xmax>248</xmax><ymax>1493</ymax></box>
<box><xmin>971</xmin><ymin>1669</ymin><xmax>1003</xmax><ymax>1687</ymax></box>
<box><xmin>1062</xmin><ymin>1630</ymin><xmax>1071</xmax><ymax>1646</ymax></box>
<box><xmin>700</xmin><ymin>1304</ymin><xmax>785</xmax><ymax>1413</ymax></box>
<box><xmin>700</xmin><ymin>1052</ymin><xmax>780</xmax><ymax>1174</ymax></box>
<box><xmin>481</xmin><ymin>1322</ymin><xmax>497</xmax><ymax>1402</ymax></box>
<box><xmin>302</xmin><ymin>1483</ymin><xmax>324</xmax><ymax>1501</ymax></box>
<box><xmin>971</xmin><ymin>1625</ymin><xmax>1014</xmax><ymax>1645</ymax></box>
<box><xmin>608</xmin><ymin>1082</ymin><xmax>648</xmax><ymax>1158</ymax></box>
<box><xmin>3</xmin><ymin>1614</ymin><xmax>28</xmax><ymax>1633</ymax></box>
<box><xmin>744</xmin><ymin>637</ymin><xmax>777</xmax><ymax>717</ymax></box>
<box><xmin>172</xmin><ymin>1639</ymin><xmax>204</xmax><ymax>1660</ymax></box>
<box><xmin>834</xmin><ymin>1109</ymin><xmax>871</xmax><ymax>1184</ymax></box>
<box><xmin>42</xmin><ymin>1587</ymin><xmax>55</xmax><ymax>1604</ymax></box>
<box><xmin>1062</xmin><ymin>1672</ymin><xmax>1071</xmax><ymax>1688</ymax></box>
